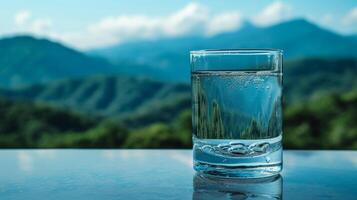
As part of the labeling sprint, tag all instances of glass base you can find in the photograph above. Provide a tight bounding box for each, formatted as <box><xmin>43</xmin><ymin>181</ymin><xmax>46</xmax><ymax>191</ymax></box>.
<box><xmin>194</xmin><ymin>162</ymin><xmax>282</xmax><ymax>178</ymax></box>
<box><xmin>193</xmin><ymin>137</ymin><xmax>283</xmax><ymax>178</ymax></box>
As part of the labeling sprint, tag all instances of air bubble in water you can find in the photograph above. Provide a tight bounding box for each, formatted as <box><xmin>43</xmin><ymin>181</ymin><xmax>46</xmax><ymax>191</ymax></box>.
<box><xmin>217</xmin><ymin>143</ymin><xmax>230</xmax><ymax>152</ymax></box>
<box><xmin>265</xmin><ymin>156</ymin><xmax>271</xmax><ymax>163</ymax></box>
<box><xmin>253</xmin><ymin>77</ymin><xmax>264</xmax><ymax>83</ymax></box>
<box><xmin>228</xmin><ymin>146</ymin><xmax>249</xmax><ymax>155</ymax></box>
<box><xmin>201</xmin><ymin>145</ymin><xmax>213</xmax><ymax>153</ymax></box>
<box><xmin>250</xmin><ymin>143</ymin><xmax>269</xmax><ymax>153</ymax></box>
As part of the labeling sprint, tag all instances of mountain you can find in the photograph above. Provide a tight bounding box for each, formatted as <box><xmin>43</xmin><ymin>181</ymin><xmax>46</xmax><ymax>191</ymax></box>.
<box><xmin>0</xmin><ymin>57</ymin><xmax>355</xmax><ymax>125</ymax></box>
<box><xmin>1</xmin><ymin>19</ymin><xmax>355</xmax><ymax>88</ymax></box>
<box><xmin>0</xmin><ymin>35</ymin><xmax>120</xmax><ymax>88</ymax></box>
<box><xmin>90</xmin><ymin>19</ymin><xmax>357</xmax><ymax>81</ymax></box>
<box><xmin>347</xmin><ymin>34</ymin><xmax>357</xmax><ymax>42</ymax></box>
<box><xmin>0</xmin><ymin>75</ymin><xmax>191</xmax><ymax>127</ymax></box>
<box><xmin>284</xmin><ymin>58</ymin><xmax>357</xmax><ymax>103</ymax></box>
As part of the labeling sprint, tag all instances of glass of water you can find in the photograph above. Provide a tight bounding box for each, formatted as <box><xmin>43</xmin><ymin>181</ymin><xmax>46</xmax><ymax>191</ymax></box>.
<box><xmin>191</xmin><ymin>49</ymin><xmax>283</xmax><ymax>178</ymax></box>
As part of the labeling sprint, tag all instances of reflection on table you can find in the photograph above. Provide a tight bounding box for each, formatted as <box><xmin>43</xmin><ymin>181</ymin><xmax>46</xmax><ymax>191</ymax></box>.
<box><xmin>193</xmin><ymin>173</ymin><xmax>282</xmax><ymax>199</ymax></box>
<box><xmin>0</xmin><ymin>150</ymin><xmax>356</xmax><ymax>200</ymax></box>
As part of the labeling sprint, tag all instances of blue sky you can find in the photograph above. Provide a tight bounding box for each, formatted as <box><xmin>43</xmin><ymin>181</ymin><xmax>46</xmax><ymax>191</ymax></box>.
<box><xmin>1</xmin><ymin>0</ymin><xmax>356</xmax><ymax>49</ymax></box>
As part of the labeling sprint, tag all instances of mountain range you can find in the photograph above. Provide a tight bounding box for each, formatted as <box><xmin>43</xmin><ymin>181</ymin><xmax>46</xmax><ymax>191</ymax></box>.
<box><xmin>90</xmin><ymin>19</ymin><xmax>357</xmax><ymax>81</ymax></box>
<box><xmin>0</xmin><ymin>36</ymin><xmax>122</xmax><ymax>88</ymax></box>
<box><xmin>0</xmin><ymin>75</ymin><xmax>190</xmax><ymax>127</ymax></box>
<box><xmin>284</xmin><ymin>58</ymin><xmax>357</xmax><ymax>102</ymax></box>
<box><xmin>1</xmin><ymin>57</ymin><xmax>355</xmax><ymax>127</ymax></box>
<box><xmin>0</xmin><ymin>19</ymin><xmax>356</xmax><ymax>89</ymax></box>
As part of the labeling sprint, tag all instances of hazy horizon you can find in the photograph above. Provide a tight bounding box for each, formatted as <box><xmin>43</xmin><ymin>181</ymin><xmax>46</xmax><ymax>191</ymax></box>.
<box><xmin>1</xmin><ymin>0</ymin><xmax>356</xmax><ymax>50</ymax></box>
<box><xmin>1</xmin><ymin>17</ymin><xmax>354</xmax><ymax>52</ymax></box>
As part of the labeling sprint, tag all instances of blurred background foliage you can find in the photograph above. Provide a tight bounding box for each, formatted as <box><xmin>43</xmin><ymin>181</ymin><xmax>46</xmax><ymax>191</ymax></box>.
<box><xmin>0</xmin><ymin>89</ymin><xmax>356</xmax><ymax>149</ymax></box>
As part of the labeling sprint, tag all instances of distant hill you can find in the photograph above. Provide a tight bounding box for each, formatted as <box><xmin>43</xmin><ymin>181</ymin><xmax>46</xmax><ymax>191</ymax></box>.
<box><xmin>284</xmin><ymin>58</ymin><xmax>357</xmax><ymax>103</ymax></box>
<box><xmin>90</xmin><ymin>19</ymin><xmax>357</xmax><ymax>81</ymax></box>
<box><xmin>347</xmin><ymin>34</ymin><xmax>357</xmax><ymax>42</ymax></box>
<box><xmin>1</xmin><ymin>19</ymin><xmax>355</xmax><ymax>88</ymax></box>
<box><xmin>0</xmin><ymin>35</ymin><xmax>120</xmax><ymax>88</ymax></box>
<box><xmin>0</xmin><ymin>58</ymin><xmax>355</xmax><ymax>126</ymax></box>
<box><xmin>0</xmin><ymin>75</ymin><xmax>190</xmax><ymax>127</ymax></box>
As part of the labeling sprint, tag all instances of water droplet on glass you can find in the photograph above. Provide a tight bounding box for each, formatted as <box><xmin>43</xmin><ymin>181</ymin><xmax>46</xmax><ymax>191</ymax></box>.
<box><xmin>253</xmin><ymin>77</ymin><xmax>264</xmax><ymax>83</ymax></box>
<box><xmin>244</xmin><ymin>81</ymin><xmax>250</xmax><ymax>87</ymax></box>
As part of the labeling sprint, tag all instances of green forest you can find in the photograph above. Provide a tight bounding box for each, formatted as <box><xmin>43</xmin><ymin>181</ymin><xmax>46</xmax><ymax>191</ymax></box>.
<box><xmin>0</xmin><ymin>88</ymin><xmax>356</xmax><ymax>149</ymax></box>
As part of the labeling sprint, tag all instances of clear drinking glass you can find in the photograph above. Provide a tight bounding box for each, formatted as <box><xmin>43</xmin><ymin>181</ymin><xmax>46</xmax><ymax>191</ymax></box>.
<box><xmin>191</xmin><ymin>49</ymin><xmax>283</xmax><ymax>178</ymax></box>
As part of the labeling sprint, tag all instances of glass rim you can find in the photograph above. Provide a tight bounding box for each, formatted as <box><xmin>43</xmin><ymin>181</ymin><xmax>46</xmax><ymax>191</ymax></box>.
<box><xmin>190</xmin><ymin>48</ymin><xmax>283</xmax><ymax>55</ymax></box>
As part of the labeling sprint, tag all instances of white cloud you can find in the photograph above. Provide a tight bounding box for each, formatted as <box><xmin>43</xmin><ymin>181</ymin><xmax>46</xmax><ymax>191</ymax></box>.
<box><xmin>320</xmin><ymin>14</ymin><xmax>334</xmax><ymax>26</ymax></box>
<box><xmin>342</xmin><ymin>7</ymin><xmax>357</xmax><ymax>26</ymax></box>
<box><xmin>52</xmin><ymin>31</ymin><xmax>111</xmax><ymax>50</ymax></box>
<box><xmin>59</xmin><ymin>3</ymin><xmax>243</xmax><ymax>49</ymax></box>
<box><xmin>11</xmin><ymin>3</ymin><xmax>243</xmax><ymax>49</ymax></box>
<box><xmin>13</xmin><ymin>10</ymin><xmax>53</xmax><ymax>35</ymax></box>
<box><xmin>163</xmin><ymin>2</ymin><xmax>209</xmax><ymax>36</ymax></box>
<box><xmin>86</xmin><ymin>15</ymin><xmax>161</xmax><ymax>46</ymax></box>
<box><xmin>252</xmin><ymin>1</ymin><xmax>292</xmax><ymax>26</ymax></box>
<box><xmin>207</xmin><ymin>12</ymin><xmax>242</xmax><ymax>36</ymax></box>
<box><xmin>32</xmin><ymin>18</ymin><xmax>53</xmax><ymax>33</ymax></box>
<box><xmin>86</xmin><ymin>3</ymin><xmax>212</xmax><ymax>40</ymax></box>
<box><xmin>14</xmin><ymin>10</ymin><xmax>31</xmax><ymax>26</ymax></box>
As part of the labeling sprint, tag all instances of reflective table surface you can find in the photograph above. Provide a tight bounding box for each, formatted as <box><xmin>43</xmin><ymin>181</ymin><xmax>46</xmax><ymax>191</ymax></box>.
<box><xmin>0</xmin><ymin>150</ymin><xmax>356</xmax><ymax>200</ymax></box>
